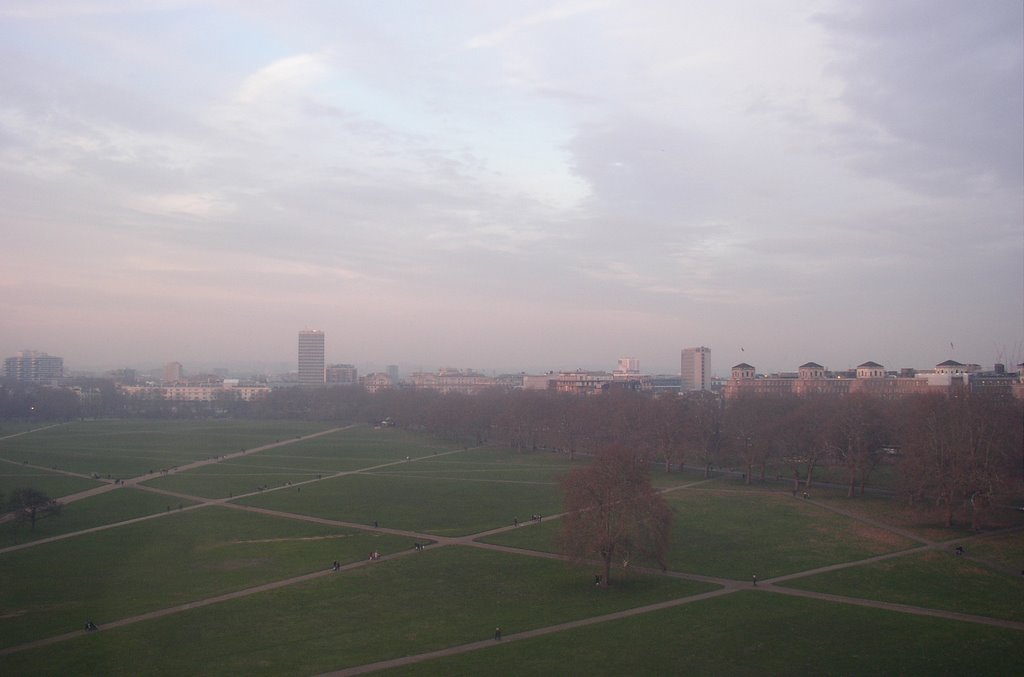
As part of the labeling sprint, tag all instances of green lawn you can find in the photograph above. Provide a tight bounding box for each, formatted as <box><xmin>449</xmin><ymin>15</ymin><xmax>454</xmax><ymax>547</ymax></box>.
<box><xmin>968</xmin><ymin>531</ymin><xmax>1024</xmax><ymax>573</ymax></box>
<box><xmin>2</xmin><ymin>421</ymin><xmax>1021</xmax><ymax>675</ymax></box>
<box><xmin>140</xmin><ymin>463</ymin><xmax>322</xmax><ymax>499</ymax></box>
<box><xmin>780</xmin><ymin>549</ymin><xmax>1024</xmax><ymax>622</ymax></box>
<box><xmin>484</xmin><ymin>488</ymin><xmax>919</xmax><ymax>581</ymax></box>
<box><xmin>0</xmin><ymin>505</ymin><xmax>408</xmax><ymax>649</ymax></box>
<box><xmin>0</xmin><ymin>546</ymin><xmax>717</xmax><ymax>676</ymax></box>
<box><xmin>384</xmin><ymin>590</ymin><xmax>1024</xmax><ymax>676</ymax></box>
<box><xmin>0</xmin><ymin>420</ymin><xmax>334</xmax><ymax>477</ymax></box>
<box><xmin>236</xmin><ymin>469</ymin><xmax>565</xmax><ymax>536</ymax></box>
<box><xmin>0</xmin><ymin>422</ymin><xmax>60</xmax><ymax>438</ymax></box>
<box><xmin>663</xmin><ymin>490</ymin><xmax>918</xmax><ymax>580</ymax></box>
<box><xmin>0</xmin><ymin>462</ymin><xmax>103</xmax><ymax>502</ymax></box>
<box><xmin>0</xmin><ymin>487</ymin><xmax>196</xmax><ymax>549</ymax></box>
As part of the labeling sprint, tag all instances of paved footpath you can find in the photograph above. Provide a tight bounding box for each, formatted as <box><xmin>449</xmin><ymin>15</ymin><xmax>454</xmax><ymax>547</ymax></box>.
<box><xmin>1</xmin><ymin>426</ymin><xmax>1022</xmax><ymax>672</ymax></box>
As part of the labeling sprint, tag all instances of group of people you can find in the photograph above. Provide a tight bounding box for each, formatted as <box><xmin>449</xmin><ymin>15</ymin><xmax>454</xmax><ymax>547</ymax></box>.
<box><xmin>513</xmin><ymin>513</ymin><xmax>543</xmax><ymax>527</ymax></box>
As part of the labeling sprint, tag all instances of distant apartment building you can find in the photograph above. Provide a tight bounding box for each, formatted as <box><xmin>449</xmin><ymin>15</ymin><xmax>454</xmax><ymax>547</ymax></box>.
<box><xmin>614</xmin><ymin>357</ymin><xmax>640</xmax><ymax>379</ymax></box>
<box><xmin>360</xmin><ymin>372</ymin><xmax>394</xmax><ymax>393</ymax></box>
<box><xmin>523</xmin><ymin>368</ymin><xmax>655</xmax><ymax>395</ymax></box>
<box><xmin>163</xmin><ymin>361</ymin><xmax>184</xmax><ymax>383</ymax></box>
<box><xmin>4</xmin><ymin>350</ymin><xmax>64</xmax><ymax>382</ymax></box>
<box><xmin>297</xmin><ymin>330</ymin><xmax>325</xmax><ymax>387</ymax></box>
<box><xmin>720</xmin><ymin>359</ymin><xmax>1022</xmax><ymax>399</ymax></box>
<box><xmin>409</xmin><ymin>368</ymin><xmax>496</xmax><ymax>395</ymax></box>
<box><xmin>386</xmin><ymin>364</ymin><xmax>400</xmax><ymax>384</ymax></box>
<box><xmin>326</xmin><ymin>363</ymin><xmax>358</xmax><ymax>385</ymax></box>
<box><xmin>121</xmin><ymin>380</ymin><xmax>271</xmax><ymax>402</ymax></box>
<box><xmin>680</xmin><ymin>347</ymin><xmax>711</xmax><ymax>392</ymax></box>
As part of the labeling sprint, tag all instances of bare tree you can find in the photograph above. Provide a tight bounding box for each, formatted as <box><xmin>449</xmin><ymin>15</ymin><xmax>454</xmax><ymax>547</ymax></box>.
<box><xmin>897</xmin><ymin>392</ymin><xmax>1021</xmax><ymax>529</ymax></box>
<box><xmin>641</xmin><ymin>393</ymin><xmax>688</xmax><ymax>472</ymax></box>
<box><xmin>773</xmin><ymin>394</ymin><xmax>833</xmax><ymax>491</ymax></box>
<box><xmin>559</xmin><ymin>445</ymin><xmax>672</xmax><ymax>587</ymax></box>
<box><xmin>686</xmin><ymin>391</ymin><xmax>723</xmax><ymax>478</ymax></box>
<box><xmin>723</xmin><ymin>395</ymin><xmax>774</xmax><ymax>484</ymax></box>
<box><xmin>826</xmin><ymin>394</ymin><xmax>892</xmax><ymax>497</ymax></box>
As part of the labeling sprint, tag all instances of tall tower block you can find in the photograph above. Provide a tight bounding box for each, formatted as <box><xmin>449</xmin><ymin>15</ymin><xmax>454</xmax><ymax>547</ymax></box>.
<box><xmin>298</xmin><ymin>330</ymin><xmax>325</xmax><ymax>387</ymax></box>
<box><xmin>680</xmin><ymin>346</ymin><xmax>711</xmax><ymax>391</ymax></box>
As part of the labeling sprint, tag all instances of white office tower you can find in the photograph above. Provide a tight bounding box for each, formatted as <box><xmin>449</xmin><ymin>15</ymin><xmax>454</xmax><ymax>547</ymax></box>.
<box><xmin>298</xmin><ymin>330</ymin><xmax>325</xmax><ymax>386</ymax></box>
<box><xmin>680</xmin><ymin>346</ymin><xmax>711</xmax><ymax>391</ymax></box>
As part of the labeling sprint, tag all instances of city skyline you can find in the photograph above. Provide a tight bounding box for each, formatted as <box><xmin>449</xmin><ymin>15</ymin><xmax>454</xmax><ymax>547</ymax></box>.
<box><xmin>6</xmin><ymin>341</ymin><xmax>1017</xmax><ymax>383</ymax></box>
<box><xmin>1</xmin><ymin>2</ymin><xmax>1021</xmax><ymax>376</ymax></box>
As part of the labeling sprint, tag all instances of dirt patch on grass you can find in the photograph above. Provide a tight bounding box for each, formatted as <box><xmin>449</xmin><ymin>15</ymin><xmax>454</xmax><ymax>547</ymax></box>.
<box><xmin>848</xmin><ymin>522</ymin><xmax>912</xmax><ymax>550</ymax></box>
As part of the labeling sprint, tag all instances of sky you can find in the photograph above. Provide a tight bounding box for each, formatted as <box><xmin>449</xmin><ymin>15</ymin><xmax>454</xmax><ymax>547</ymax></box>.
<box><xmin>1</xmin><ymin>0</ymin><xmax>1021</xmax><ymax>377</ymax></box>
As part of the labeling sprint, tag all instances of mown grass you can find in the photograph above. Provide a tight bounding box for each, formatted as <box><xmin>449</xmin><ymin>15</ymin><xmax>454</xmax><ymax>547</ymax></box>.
<box><xmin>2</xmin><ymin>422</ymin><xmax>1022</xmax><ymax>675</ymax></box>
<box><xmin>482</xmin><ymin>488</ymin><xmax>918</xmax><ymax>581</ymax></box>
<box><xmin>139</xmin><ymin>426</ymin><xmax>468</xmax><ymax>498</ymax></box>
<box><xmin>140</xmin><ymin>463</ymin><xmax>321</xmax><ymax>499</ymax></box>
<box><xmin>0</xmin><ymin>546</ymin><xmax>717</xmax><ymax>676</ymax></box>
<box><xmin>0</xmin><ymin>487</ymin><xmax>195</xmax><ymax>549</ymax></box>
<box><xmin>237</xmin><ymin>465</ymin><xmax>565</xmax><ymax>536</ymax></box>
<box><xmin>0</xmin><ymin>463</ymin><xmax>102</xmax><ymax>502</ymax></box>
<box><xmin>967</xmin><ymin>531</ymin><xmax>1024</xmax><ymax>573</ymax></box>
<box><xmin>384</xmin><ymin>590</ymin><xmax>1024</xmax><ymax>676</ymax></box>
<box><xmin>780</xmin><ymin>548</ymin><xmax>1024</xmax><ymax>622</ymax></box>
<box><xmin>0</xmin><ymin>505</ymin><xmax>408</xmax><ymax>649</ymax></box>
<box><xmin>664</xmin><ymin>490</ymin><xmax>918</xmax><ymax>580</ymax></box>
<box><xmin>0</xmin><ymin>422</ymin><xmax>58</xmax><ymax>438</ymax></box>
<box><xmin>0</xmin><ymin>420</ymin><xmax>333</xmax><ymax>477</ymax></box>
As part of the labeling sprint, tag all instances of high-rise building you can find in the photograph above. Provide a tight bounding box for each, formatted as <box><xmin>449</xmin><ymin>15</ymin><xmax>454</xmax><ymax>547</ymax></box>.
<box><xmin>298</xmin><ymin>330</ymin><xmax>325</xmax><ymax>387</ymax></box>
<box><xmin>326</xmin><ymin>363</ymin><xmax>358</xmax><ymax>385</ymax></box>
<box><xmin>617</xmin><ymin>357</ymin><xmax>639</xmax><ymax>373</ymax></box>
<box><xmin>4</xmin><ymin>350</ymin><xmax>64</xmax><ymax>382</ymax></box>
<box><xmin>386</xmin><ymin>364</ymin><xmax>400</xmax><ymax>383</ymax></box>
<box><xmin>163</xmin><ymin>361</ymin><xmax>184</xmax><ymax>383</ymax></box>
<box><xmin>680</xmin><ymin>346</ymin><xmax>711</xmax><ymax>392</ymax></box>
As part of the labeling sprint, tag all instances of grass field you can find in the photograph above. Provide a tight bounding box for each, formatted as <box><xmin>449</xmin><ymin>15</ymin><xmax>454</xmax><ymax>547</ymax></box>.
<box><xmin>0</xmin><ymin>420</ymin><xmax>334</xmax><ymax>478</ymax></box>
<box><xmin>0</xmin><ymin>546</ymin><xmax>715</xmax><ymax>676</ymax></box>
<box><xmin>779</xmin><ymin>548</ymin><xmax>1024</xmax><ymax>622</ymax></box>
<box><xmin>0</xmin><ymin>462</ymin><xmax>103</xmax><ymax>504</ymax></box>
<box><xmin>237</xmin><ymin>470</ymin><xmax>565</xmax><ymax>536</ymax></box>
<box><xmin>0</xmin><ymin>419</ymin><xmax>1020</xmax><ymax>675</ymax></box>
<box><xmin>384</xmin><ymin>591</ymin><xmax>1024</xmax><ymax>676</ymax></box>
<box><xmin>0</xmin><ymin>487</ymin><xmax>197</xmax><ymax>549</ymax></box>
<box><xmin>0</xmin><ymin>505</ymin><xmax>410</xmax><ymax>649</ymax></box>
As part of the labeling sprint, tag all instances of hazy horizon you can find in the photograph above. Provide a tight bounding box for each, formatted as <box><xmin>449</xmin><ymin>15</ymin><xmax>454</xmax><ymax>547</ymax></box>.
<box><xmin>2</xmin><ymin>2</ymin><xmax>1021</xmax><ymax>378</ymax></box>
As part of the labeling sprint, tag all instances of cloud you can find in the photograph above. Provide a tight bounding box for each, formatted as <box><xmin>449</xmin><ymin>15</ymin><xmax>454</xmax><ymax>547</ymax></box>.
<box><xmin>235</xmin><ymin>52</ymin><xmax>330</xmax><ymax>104</ymax></box>
<box><xmin>466</xmin><ymin>1</ymin><xmax>612</xmax><ymax>49</ymax></box>
<box><xmin>816</xmin><ymin>0</ymin><xmax>1024</xmax><ymax>194</ymax></box>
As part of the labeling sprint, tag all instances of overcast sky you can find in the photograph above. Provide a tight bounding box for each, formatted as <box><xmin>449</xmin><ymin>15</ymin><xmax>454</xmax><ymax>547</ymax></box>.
<box><xmin>1</xmin><ymin>0</ymin><xmax>1021</xmax><ymax>377</ymax></box>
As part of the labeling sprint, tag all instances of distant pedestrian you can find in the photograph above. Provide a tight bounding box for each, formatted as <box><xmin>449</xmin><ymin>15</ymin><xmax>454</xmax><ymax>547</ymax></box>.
<box><xmin>752</xmin><ymin>574</ymin><xmax>758</xmax><ymax>586</ymax></box>
<box><xmin>802</xmin><ymin>492</ymin><xmax>809</xmax><ymax>499</ymax></box>
<box><xmin>513</xmin><ymin>517</ymin><xmax>518</xmax><ymax>527</ymax></box>
<box><xmin>594</xmin><ymin>574</ymin><xmax>602</xmax><ymax>586</ymax></box>
<box><xmin>494</xmin><ymin>627</ymin><xmax>502</xmax><ymax>640</ymax></box>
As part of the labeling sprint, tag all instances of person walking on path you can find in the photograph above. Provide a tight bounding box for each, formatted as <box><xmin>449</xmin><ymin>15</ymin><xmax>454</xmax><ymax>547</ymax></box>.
<box><xmin>752</xmin><ymin>573</ymin><xmax>758</xmax><ymax>586</ymax></box>
<box><xmin>494</xmin><ymin>627</ymin><xmax>502</xmax><ymax>640</ymax></box>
